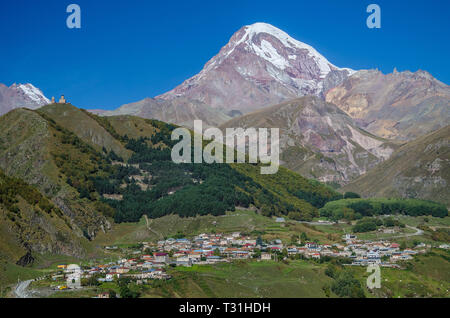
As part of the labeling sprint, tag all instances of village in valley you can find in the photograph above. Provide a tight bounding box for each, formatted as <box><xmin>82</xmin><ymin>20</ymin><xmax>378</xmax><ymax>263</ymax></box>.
<box><xmin>40</xmin><ymin>217</ymin><xmax>449</xmax><ymax>298</ymax></box>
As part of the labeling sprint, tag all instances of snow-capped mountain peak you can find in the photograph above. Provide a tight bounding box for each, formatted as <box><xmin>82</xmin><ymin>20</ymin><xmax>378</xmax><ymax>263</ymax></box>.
<box><xmin>226</xmin><ymin>22</ymin><xmax>344</xmax><ymax>77</ymax></box>
<box><xmin>0</xmin><ymin>83</ymin><xmax>50</xmax><ymax>115</ymax></box>
<box><xmin>11</xmin><ymin>83</ymin><xmax>50</xmax><ymax>105</ymax></box>
<box><xmin>159</xmin><ymin>22</ymin><xmax>355</xmax><ymax>112</ymax></box>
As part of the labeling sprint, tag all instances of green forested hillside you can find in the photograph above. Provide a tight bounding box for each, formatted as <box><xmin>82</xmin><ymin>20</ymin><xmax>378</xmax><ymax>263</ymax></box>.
<box><xmin>320</xmin><ymin>198</ymin><xmax>448</xmax><ymax>221</ymax></box>
<box><xmin>90</xmin><ymin>110</ymin><xmax>342</xmax><ymax>222</ymax></box>
<box><xmin>0</xmin><ymin>104</ymin><xmax>342</xmax><ymax>246</ymax></box>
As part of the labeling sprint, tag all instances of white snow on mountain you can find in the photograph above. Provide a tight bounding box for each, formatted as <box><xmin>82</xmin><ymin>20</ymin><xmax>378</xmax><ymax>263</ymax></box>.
<box><xmin>0</xmin><ymin>83</ymin><xmax>50</xmax><ymax>115</ymax></box>
<box><xmin>236</xmin><ymin>22</ymin><xmax>351</xmax><ymax>77</ymax></box>
<box><xmin>207</xmin><ymin>22</ymin><xmax>354</xmax><ymax>80</ymax></box>
<box><xmin>14</xmin><ymin>83</ymin><xmax>50</xmax><ymax>104</ymax></box>
<box><xmin>158</xmin><ymin>22</ymin><xmax>357</xmax><ymax>112</ymax></box>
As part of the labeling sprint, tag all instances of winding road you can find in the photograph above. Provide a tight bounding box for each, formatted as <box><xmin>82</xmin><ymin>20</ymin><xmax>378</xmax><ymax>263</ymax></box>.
<box><xmin>392</xmin><ymin>225</ymin><xmax>424</xmax><ymax>238</ymax></box>
<box><xmin>298</xmin><ymin>220</ymin><xmax>335</xmax><ymax>226</ymax></box>
<box><xmin>298</xmin><ymin>220</ymin><xmax>424</xmax><ymax>239</ymax></box>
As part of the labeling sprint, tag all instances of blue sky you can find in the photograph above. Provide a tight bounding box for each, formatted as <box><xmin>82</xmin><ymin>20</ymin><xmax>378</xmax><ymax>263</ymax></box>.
<box><xmin>0</xmin><ymin>0</ymin><xmax>449</xmax><ymax>110</ymax></box>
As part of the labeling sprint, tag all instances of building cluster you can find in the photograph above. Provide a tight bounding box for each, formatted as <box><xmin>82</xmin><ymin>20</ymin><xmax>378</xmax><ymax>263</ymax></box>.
<box><xmin>107</xmin><ymin>232</ymin><xmax>431</xmax><ymax>270</ymax></box>
<box><xmin>154</xmin><ymin>232</ymin><xmax>258</xmax><ymax>266</ymax></box>
<box><xmin>52</xmin><ymin>232</ymin><xmax>435</xmax><ymax>289</ymax></box>
<box><xmin>339</xmin><ymin>234</ymin><xmax>429</xmax><ymax>267</ymax></box>
<box><xmin>54</xmin><ymin>261</ymin><xmax>170</xmax><ymax>288</ymax></box>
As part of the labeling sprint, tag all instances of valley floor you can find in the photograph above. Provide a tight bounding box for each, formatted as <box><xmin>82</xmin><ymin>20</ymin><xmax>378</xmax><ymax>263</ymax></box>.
<box><xmin>2</xmin><ymin>211</ymin><xmax>450</xmax><ymax>298</ymax></box>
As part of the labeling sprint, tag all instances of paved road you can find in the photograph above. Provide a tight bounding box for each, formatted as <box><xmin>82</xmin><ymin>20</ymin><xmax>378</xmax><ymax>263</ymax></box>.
<box><xmin>14</xmin><ymin>279</ymin><xmax>33</xmax><ymax>298</ymax></box>
<box><xmin>297</xmin><ymin>221</ymin><xmax>340</xmax><ymax>226</ymax></box>
<box><xmin>392</xmin><ymin>225</ymin><xmax>424</xmax><ymax>238</ymax></box>
<box><xmin>298</xmin><ymin>220</ymin><xmax>424</xmax><ymax>238</ymax></box>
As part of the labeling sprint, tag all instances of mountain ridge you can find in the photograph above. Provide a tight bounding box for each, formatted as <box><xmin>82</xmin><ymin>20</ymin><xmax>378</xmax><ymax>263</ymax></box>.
<box><xmin>326</xmin><ymin>69</ymin><xmax>450</xmax><ymax>141</ymax></box>
<box><xmin>0</xmin><ymin>83</ymin><xmax>49</xmax><ymax>116</ymax></box>
<box><xmin>159</xmin><ymin>22</ymin><xmax>354</xmax><ymax>110</ymax></box>
<box><xmin>103</xmin><ymin>22</ymin><xmax>355</xmax><ymax>124</ymax></box>
<box><xmin>101</xmin><ymin>22</ymin><xmax>448</xmax><ymax>145</ymax></box>
<box><xmin>220</xmin><ymin>96</ymin><xmax>399</xmax><ymax>185</ymax></box>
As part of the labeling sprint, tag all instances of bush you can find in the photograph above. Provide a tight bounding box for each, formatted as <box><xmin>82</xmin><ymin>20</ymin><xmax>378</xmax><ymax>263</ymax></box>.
<box><xmin>348</xmin><ymin>201</ymin><xmax>374</xmax><ymax>216</ymax></box>
<box><xmin>331</xmin><ymin>271</ymin><xmax>365</xmax><ymax>298</ymax></box>
<box><xmin>343</xmin><ymin>192</ymin><xmax>361</xmax><ymax>199</ymax></box>
<box><xmin>353</xmin><ymin>219</ymin><xmax>377</xmax><ymax>233</ymax></box>
<box><xmin>320</xmin><ymin>198</ymin><xmax>448</xmax><ymax>221</ymax></box>
<box><xmin>325</xmin><ymin>264</ymin><xmax>336</xmax><ymax>278</ymax></box>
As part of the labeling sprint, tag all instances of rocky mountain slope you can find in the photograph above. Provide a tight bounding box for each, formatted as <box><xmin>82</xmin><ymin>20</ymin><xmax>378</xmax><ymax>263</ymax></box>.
<box><xmin>99</xmin><ymin>96</ymin><xmax>231</xmax><ymax>129</ymax></box>
<box><xmin>100</xmin><ymin>23</ymin><xmax>448</xmax><ymax>144</ymax></box>
<box><xmin>0</xmin><ymin>107</ymin><xmax>112</xmax><ymax>242</ymax></box>
<box><xmin>0</xmin><ymin>169</ymin><xmax>85</xmax><ymax>265</ymax></box>
<box><xmin>159</xmin><ymin>22</ymin><xmax>353</xmax><ymax>113</ymax></box>
<box><xmin>342</xmin><ymin>125</ymin><xmax>450</xmax><ymax>206</ymax></box>
<box><xmin>326</xmin><ymin>69</ymin><xmax>450</xmax><ymax>141</ymax></box>
<box><xmin>220</xmin><ymin>96</ymin><xmax>398</xmax><ymax>185</ymax></box>
<box><xmin>0</xmin><ymin>83</ymin><xmax>49</xmax><ymax>116</ymax></box>
<box><xmin>103</xmin><ymin>23</ymin><xmax>353</xmax><ymax>126</ymax></box>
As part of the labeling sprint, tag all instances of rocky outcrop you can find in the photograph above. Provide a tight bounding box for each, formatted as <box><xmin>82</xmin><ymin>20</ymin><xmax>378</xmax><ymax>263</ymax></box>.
<box><xmin>325</xmin><ymin>69</ymin><xmax>450</xmax><ymax>141</ymax></box>
<box><xmin>16</xmin><ymin>251</ymin><xmax>34</xmax><ymax>267</ymax></box>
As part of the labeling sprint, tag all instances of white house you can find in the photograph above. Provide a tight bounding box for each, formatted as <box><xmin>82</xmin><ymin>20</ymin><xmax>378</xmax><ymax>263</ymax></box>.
<box><xmin>154</xmin><ymin>253</ymin><xmax>169</xmax><ymax>263</ymax></box>
<box><xmin>176</xmin><ymin>256</ymin><xmax>192</xmax><ymax>267</ymax></box>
